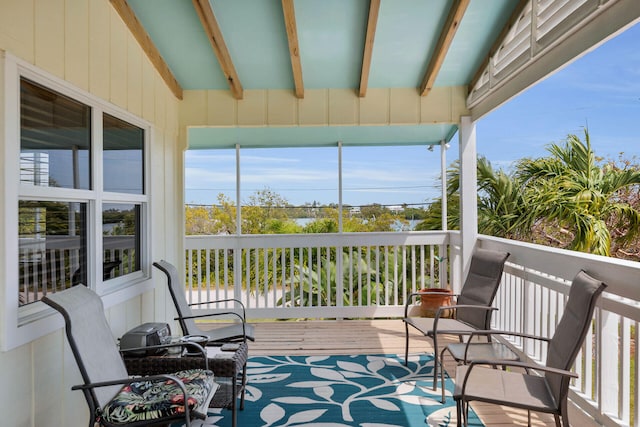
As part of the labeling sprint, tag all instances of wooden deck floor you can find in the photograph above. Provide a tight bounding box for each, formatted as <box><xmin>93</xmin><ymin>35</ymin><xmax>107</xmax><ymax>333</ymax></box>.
<box><xmin>241</xmin><ymin>319</ymin><xmax>558</xmax><ymax>427</ymax></box>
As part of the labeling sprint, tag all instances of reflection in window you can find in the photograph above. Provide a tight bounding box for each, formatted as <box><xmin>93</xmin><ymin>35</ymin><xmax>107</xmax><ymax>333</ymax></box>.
<box><xmin>20</xmin><ymin>78</ymin><xmax>91</xmax><ymax>189</ymax></box>
<box><xmin>103</xmin><ymin>114</ymin><xmax>144</xmax><ymax>194</ymax></box>
<box><xmin>103</xmin><ymin>203</ymin><xmax>141</xmax><ymax>280</ymax></box>
<box><xmin>18</xmin><ymin>200</ymin><xmax>87</xmax><ymax>305</ymax></box>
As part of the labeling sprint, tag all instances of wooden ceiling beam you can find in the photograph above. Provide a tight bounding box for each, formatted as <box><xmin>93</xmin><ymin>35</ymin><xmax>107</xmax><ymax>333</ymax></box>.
<box><xmin>359</xmin><ymin>0</ymin><xmax>381</xmax><ymax>98</ymax></box>
<box><xmin>282</xmin><ymin>0</ymin><xmax>304</xmax><ymax>99</ymax></box>
<box><xmin>109</xmin><ymin>0</ymin><xmax>183</xmax><ymax>100</ymax></box>
<box><xmin>192</xmin><ymin>0</ymin><xmax>244</xmax><ymax>100</ymax></box>
<box><xmin>468</xmin><ymin>0</ymin><xmax>529</xmax><ymax>94</ymax></box>
<box><xmin>419</xmin><ymin>0</ymin><xmax>470</xmax><ymax>96</ymax></box>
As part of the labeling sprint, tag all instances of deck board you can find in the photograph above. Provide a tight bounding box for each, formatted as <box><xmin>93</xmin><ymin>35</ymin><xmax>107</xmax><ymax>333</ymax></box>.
<box><xmin>206</xmin><ymin>319</ymin><xmax>558</xmax><ymax>426</ymax></box>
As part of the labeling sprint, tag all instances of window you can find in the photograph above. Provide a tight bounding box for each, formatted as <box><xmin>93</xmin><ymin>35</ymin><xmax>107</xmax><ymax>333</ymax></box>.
<box><xmin>20</xmin><ymin>78</ymin><xmax>91</xmax><ymax>189</ymax></box>
<box><xmin>103</xmin><ymin>114</ymin><xmax>144</xmax><ymax>194</ymax></box>
<box><xmin>102</xmin><ymin>203</ymin><xmax>141</xmax><ymax>280</ymax></box>
<box><xmin>19</xmin><ymin>200</ymin><xmax>88</xmax><ymax>302</ymax></box>
<box><xmin>15</xmin><ymin>74</ymin><xmax>148</xmax><ymax>308</ymax></box>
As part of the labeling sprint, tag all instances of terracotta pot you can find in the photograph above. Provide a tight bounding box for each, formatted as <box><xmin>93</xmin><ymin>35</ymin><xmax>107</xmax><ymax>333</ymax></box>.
<box><xmin>419</xmin><ymin>288</ymin><xmax>453</xmax><ymax>318</ymax></box>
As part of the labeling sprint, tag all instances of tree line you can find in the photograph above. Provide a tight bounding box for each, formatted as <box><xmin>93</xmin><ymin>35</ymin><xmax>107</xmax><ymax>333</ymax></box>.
<box><xmin>186</xmin><ymin>130</ymin><xmax>640</xmax><ymax>260</ymax></box>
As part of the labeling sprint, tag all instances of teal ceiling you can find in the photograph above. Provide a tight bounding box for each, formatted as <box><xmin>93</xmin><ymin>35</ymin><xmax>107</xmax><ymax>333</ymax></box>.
<box><xmin>188</xmin><ymin>124</ymin><xmax>459</xmax><ymax>149</ymax></box>
<box><xmin>126</xmin><ymin>0</ymin><xmax>520</xmax><ymax>147</ymax></box>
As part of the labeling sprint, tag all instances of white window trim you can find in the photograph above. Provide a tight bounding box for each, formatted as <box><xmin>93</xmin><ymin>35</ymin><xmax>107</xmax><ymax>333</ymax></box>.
<box><xmin>1</xmin><ymin>51</ymin><xmax>154</xmax><ymax>351</ymax></box>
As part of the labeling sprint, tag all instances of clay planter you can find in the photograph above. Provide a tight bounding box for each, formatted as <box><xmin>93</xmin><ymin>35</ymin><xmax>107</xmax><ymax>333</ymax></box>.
<box><xmin>419</xmin><ymin>288</ymin><xmax>453</xmax><ymax>318</ymax></box>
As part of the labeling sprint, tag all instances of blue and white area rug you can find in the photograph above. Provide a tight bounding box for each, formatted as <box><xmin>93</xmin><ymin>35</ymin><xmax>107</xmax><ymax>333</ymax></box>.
<box><xmin>186</xmin><ymin>354</ymin><xmax>483</xmax><ymax>427</ymax></box>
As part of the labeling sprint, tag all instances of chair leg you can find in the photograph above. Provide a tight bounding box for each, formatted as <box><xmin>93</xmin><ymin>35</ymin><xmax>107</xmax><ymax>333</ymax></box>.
<box><xmin>463</xmin><ymin>401</ymin><xmax>470</xmax><ymax>427</ymax></box>
<box><xmin>432</xmin><ymin>334</ymin><xmax>439</xmax><ymax>390</ymax></box>
<box><xmin>554</xmin><ymin>413</ymin><xmax>562</xmax><ymax>427</ymax></box>
<box><xmin>560</xmin><ymin>397</ymin><xmax>570</xmax><ymax>426</ymax></box>
<box><xmin>231</xmin><ymin>377</ymin><xmax>238</xmax><ymax>427</ymax></box>
<box><xmin>455</xmin><ymin>399</ymin><xmax>463</xmax><ymax>427</ymax></box>
<box><xmin>239</xmin><ymin>362</ymin><xmax>247</xmax><ymax>410</ymax></box>
<box><xmin>439</xmin><ymin>346</ymin><xmax>448</xmax><ymax>403</ymax></box>
<box><xmin>404</xmin><ymin>322</ymin><xmax>410</xmax><ymax>366</ymax></box>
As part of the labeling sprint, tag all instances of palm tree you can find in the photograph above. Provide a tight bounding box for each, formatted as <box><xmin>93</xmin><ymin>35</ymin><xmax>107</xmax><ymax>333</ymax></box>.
<box><xmin>516</xmin><ymin>130</ymin><xmax>640</xmax><ymax>256</ymax></box>
<box><xmin>416</xmin><ymin>157</ymin><xmax>530</xmax><ymax>239</ymax></box>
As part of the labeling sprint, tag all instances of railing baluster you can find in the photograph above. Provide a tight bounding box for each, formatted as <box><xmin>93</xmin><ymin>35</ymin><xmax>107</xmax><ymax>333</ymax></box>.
<box><xmin>320</xmin><ymin>246</ymin><xmax>326</xmax><ymax>307</ymax></box>
<box><xmin>429</xmin><ymin>245</ymin><xmax>434</xmax><ymax>288</ymax></box>
<box><xmin>634</xmin><ymin>320</ymin><xmax>639</xmax><ymax>427</ymax></box>
<box><xmin>621</xmin><ymin>316</ymin><xmax>631</xmax><ymax>423</ymax></box>
<box><xmin>384</xmin><ymin>246</ymin><xmax>390</xmax><ymax>296</ymax></box>
<box><xmin>601</xmin><ymin>311</ymin><xmax>621</xmax><ymax>417</ymax></box>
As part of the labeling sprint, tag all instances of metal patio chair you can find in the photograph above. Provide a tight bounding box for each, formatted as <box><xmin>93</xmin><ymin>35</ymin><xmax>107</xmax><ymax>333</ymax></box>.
<box><xmin>453</xmin><ymin>270</ymin><xmax>606</xmax><ymax>427</ymax></box>
<box><xmin>403</xmin><ymin>247</ymin><xmax>510</xmax><ymax>394</ymax></box>
<box><xmin>42</xmin><ymin>285</ymin><xmax>217</xmax><ymax>427</ymax></box>
<box><xmin>154</xmin><ymin>260</ymin><xmax>255</xmax><ymax>344</ymax></box>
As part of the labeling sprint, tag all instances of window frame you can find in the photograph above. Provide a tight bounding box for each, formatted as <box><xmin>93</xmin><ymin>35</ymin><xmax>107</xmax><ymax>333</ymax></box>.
<box><xmin>1</xmin><ymin>52</ymin><xmax>153</xmax><ymax>351</ymax></box>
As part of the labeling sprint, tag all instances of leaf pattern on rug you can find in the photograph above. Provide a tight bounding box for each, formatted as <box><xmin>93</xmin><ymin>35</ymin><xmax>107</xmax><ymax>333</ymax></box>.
<box><xmin>174</xmin><ymin>354</ymin><xmax>483</xmax><ymax>427</ymax></box>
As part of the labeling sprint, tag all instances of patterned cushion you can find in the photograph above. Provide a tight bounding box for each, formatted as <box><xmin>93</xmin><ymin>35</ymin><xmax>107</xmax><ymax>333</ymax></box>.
<box><xmin>102</xmin><ymin>369</ymin><xmax>216</xmax><ymax>424</ymax></box>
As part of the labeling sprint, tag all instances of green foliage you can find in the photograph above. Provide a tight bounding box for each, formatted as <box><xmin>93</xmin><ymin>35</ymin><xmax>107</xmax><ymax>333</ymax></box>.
<box><xmin>303</xmin><ymin>218</ymin><xmax>338</xmax><ymax>233</ymax></box>
<box><xmin>277</xmin><ymin>250</ymin><xmax>391</xmax><ymax>309</ymax></box>
<box><xmin>417</xmin><ymin>130</ymin><xmax>640</xmax><ymax>257</ymax></box>
<box><xmin>516</xmin><ymin>130</ymin><xmax>640</xmax><ymax>256</ymax></box>
<box><xmin>185</xmin><ymin>189</ymin><xmax>417</xmax><ymax>236</ymax></box>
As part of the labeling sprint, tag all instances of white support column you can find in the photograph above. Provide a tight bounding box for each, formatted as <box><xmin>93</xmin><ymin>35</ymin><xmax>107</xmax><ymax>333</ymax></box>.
<box><xmin>458</xmin><ymin>116</ymin><xmax>478</xmax><ymax>286</ymax></box>
<box><xmin>439</xmin><ymin>140</ymin><xmax>448</xmax><ymax>288</ymax></box>
<box><xmin>440</xmin><ymin>140</ymin><xmax>447</xmax><ymax>231</ymax></box>
<box><xmin>336</xmin><ymin>141</ymin><xmax>344</xmax><ymax>319</ymax></box>
<box><xmin>338</xmin><ymin>141</ymin><xmax>343</xmax><ymax>233</ymax></box>
<box><xmin>234</xmin><ymin>144</ymin><xmax>242</xmax><ymax>300</ymax></box>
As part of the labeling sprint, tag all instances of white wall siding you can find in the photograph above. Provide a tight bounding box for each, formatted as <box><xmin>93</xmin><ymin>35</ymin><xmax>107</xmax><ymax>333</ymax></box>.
<box><xmin>0</xmin><ymin>0</ymin><xmax>181</xmax><ymax>425</ymax></box>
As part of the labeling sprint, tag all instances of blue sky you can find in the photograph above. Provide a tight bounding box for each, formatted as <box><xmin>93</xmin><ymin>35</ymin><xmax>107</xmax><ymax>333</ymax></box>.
<box><xmin>185</xmin><ymin>23</ymin><xmax>639</xmax><ymax>208</ymax></box>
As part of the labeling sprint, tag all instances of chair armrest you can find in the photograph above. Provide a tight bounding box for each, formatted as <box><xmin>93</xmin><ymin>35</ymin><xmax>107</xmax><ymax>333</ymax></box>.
<box><xmin>467</xmin><ymin>329</ymin><xmax>552</xmax><ymax>343</ymax></box>
<box><xmin>188</xmin><ymin>299</ymin><xmax>247</xmax><ymax>320</ymax></box>
<box><xmin>72</xmin><ymin>374</ymin><xmax>194</xmax><ymax>420</ymax></box>
<box><xmin>189</xmin><ymin>298</ymin><xmax>246</xmax><ymax>310</ymax></box>
<box><xmin>178</xmin><ymin>310</ymin><xmax>246</xmax><ymax>323</ymax></box>
<box><xmin>177</xmin><ymin>311</ymin><xmax>248</xmax><ymax>341</ymax></box>
<box><xmin>456</xmin><ymin>330</ymin><xmax>551</xmax><ymax>363</ymax></box>
<box><xmin>72</xmin><ymin>373</ymin><xmax>185</xmax><ymax>390</ymax></box>
<box><xmin>459</xmin><ymin>359</ymin><xmax>578</xmax><ymax>393</ymax></box>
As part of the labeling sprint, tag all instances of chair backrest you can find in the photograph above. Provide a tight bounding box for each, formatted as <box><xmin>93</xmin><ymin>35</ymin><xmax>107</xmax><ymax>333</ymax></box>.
<box><xmin>153</xmin><ymin>260</ymin><xmax>196</xmax><ymax>336</ymax></box>
<box><xmin>455</xmin><ymin>248</ymin><xmax>510</xmax><ymax>328</ymax></box>
<box><xmin>42</xmin><ymin>285</ymin><xmax>130</xmax><ymax>410</ymax></box>
<box><xmin>545</xmin><ymin>270</ymin><xmax>606</xmax><ymax>403</ymax></box>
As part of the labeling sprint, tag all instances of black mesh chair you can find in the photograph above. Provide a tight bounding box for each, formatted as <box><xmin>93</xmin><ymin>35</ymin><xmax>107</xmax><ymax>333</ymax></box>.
<box><xmin>453</xmin><ymin>270</ymin><xmax>606</xmax><ymax>427</ymax></box>
<box><xmin>42</xmin><ymin>285</ymin><xmax>217</xmax><ymax>427</ymax></box>
<box><xmin>403</xmin><ymin>248</ymin><xmax>510</xmax><ymax>395</ymax></box>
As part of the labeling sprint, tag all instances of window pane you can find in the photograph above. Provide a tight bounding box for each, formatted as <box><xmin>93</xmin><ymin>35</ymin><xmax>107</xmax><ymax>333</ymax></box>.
<box><xmin>19</xmin><ymin>200</ymin><xmax>87</xmax><ymax>306</ymax></box>
<box><xmin>103</xmin><ymin>203</ymin><xmax>141</xmax><ymax>279</ymax></box>
<box><xmin>103</xmin><ymin>114</ymin><xmax>144</xmax><ymax>194</ymax></box>
<box><xmin>20</xmin><ymin>78</ymin><xmax>91</xmax><ymax>189</ymax></box>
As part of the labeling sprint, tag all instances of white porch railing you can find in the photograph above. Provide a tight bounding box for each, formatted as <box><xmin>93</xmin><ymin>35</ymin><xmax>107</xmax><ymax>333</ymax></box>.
<box><xmin>184</xmin><ymin>231</ymin><xmax>458</xmax><ymax>319</ymax></box>
<box><xmin>186</xmin><ymin>231</ymin><xmax>640</xmax><ymax>427</ymax></box>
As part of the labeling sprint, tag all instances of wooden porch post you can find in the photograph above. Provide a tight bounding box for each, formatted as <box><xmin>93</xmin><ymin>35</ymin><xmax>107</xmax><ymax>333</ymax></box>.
<box><xmin>458</xmin><ymin>116</ymin><xmax>477</xmax><ymax>288</ymax></box>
